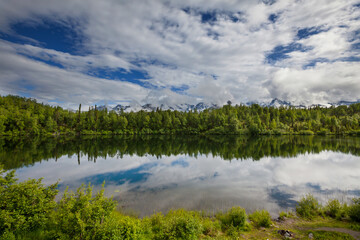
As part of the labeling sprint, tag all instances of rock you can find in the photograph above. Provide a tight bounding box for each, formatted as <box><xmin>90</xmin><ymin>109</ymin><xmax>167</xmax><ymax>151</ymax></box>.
<box><xmin>278</xmin><ymin>230</ymin><xmax>295</xmax><ymax>239</ymax></box>
<box><xmin>308</xmin><ymin>232</ymin><xmax>314</xmax><ymax>239</ymax></box>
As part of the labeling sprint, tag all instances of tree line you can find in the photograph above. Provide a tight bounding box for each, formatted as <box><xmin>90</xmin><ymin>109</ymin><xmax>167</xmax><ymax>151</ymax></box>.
<box><xmin>1</xmin><ymin>95</ymin><xmax>360</xmax><ymax>136</ymax></box>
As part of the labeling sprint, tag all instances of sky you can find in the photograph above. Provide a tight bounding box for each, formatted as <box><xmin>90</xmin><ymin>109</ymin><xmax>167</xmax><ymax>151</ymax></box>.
<box><xmin>0</xmin><ymin>0</ymin><xmax>359</xmax><ymax>109</ymax></box>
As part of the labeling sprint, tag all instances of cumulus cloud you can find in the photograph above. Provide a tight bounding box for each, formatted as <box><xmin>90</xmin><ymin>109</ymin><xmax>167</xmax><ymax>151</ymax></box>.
<box><xmin>0</xmin><ymin>40</ymin><xmax>148</xmax><ymax>109</ymax></box>
<box><xmin>267</xmin><ymin>61</ymin><xmax>360</xmax><ymax>105</ymax></box>
<box><xmin>0</xmin><ymin>0</ymin><xmax>359</xmax><ymax>107</ymax></box>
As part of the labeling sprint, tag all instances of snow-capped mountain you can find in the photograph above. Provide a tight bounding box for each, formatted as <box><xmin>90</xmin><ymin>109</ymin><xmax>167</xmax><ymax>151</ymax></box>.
<box><xmin>97</xmin><ymin>102</ymin><xmax>219</xmax><ymax>113</ymax></box>
<box><xmin>96</xmin><ymin>98</ymin><xmax>360</xmax><ymax>113</ymax></box>
<box><xmin>268</xmin><ymin>98</ymin><xmax>292</xmax><ymax>107</ymax></box>
<box><xmin>330</xmin><ymin>100</ymin><xmax>360</xmax><ymax>106</ymax></box>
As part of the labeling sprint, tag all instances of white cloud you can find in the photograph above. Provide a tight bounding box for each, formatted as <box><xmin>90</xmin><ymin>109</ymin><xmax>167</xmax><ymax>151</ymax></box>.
<box><xmin>0</xmin><ymin>40</ymin><xmax>148</xmax><ymax>109</ymax></box>
<box><xmin>0</xmin><ymin>0</ymin><xmax>359</xmax><ymax>107</ymax></box>
<box><xmin>267</xmin><ymin>61</ymin><xmax>360</xmax><ymax>104</ymax></box>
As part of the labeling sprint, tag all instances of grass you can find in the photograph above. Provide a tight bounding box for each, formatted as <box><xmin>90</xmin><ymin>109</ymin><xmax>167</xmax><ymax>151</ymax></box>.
<box><xmin>305</xmin><ymin>230</ymin><xmax>354</xmax><ymax>240</ymax></box>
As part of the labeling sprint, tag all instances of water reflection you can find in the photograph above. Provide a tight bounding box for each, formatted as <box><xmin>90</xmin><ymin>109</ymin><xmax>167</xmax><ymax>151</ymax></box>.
<box><xmin>1</xmin><ymin>135</ymin><xmax>360</xmax><ymax>216</ymax></box>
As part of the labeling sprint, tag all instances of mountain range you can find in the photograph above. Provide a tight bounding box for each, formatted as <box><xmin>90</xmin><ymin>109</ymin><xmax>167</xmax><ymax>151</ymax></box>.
<box><xmin>97</xmin><ymin>98</ymin><xmax>360</xmax><ymax>113</ymax></box>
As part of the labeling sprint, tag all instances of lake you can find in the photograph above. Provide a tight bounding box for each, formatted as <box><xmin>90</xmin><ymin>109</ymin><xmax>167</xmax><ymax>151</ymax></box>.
<box><xmin>1</xmin><ymin>135</ymin><xmax>360</xmax><ymax>217</ymax></box>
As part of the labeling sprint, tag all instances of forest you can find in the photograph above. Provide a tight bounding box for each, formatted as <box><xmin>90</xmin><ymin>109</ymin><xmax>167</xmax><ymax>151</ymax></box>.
<box><xmin>1</xmin><ymin>95</ymin><xmax>360</xmax><ymax>136</ymax></box>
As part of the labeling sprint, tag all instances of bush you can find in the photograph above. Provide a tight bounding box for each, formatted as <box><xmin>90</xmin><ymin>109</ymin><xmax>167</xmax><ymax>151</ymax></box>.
<box><xmin>217</xmin><ymin>207</ymin><xmax>248</xmax><ymax>231</ymax></box>
<box><xmin>148</xmin><ymin>209</ymin><xmax>202</xmax><ymax>240</ymax></box>
<box><xmin>95</xmin><ymin>212</ymin><xmax>142</xmax><ymax>240</ymax></box>
<box><xmin>201</xmin><ymin>218</ymin><xmax>221</xmax><ymax>237</ymax></box>
<box><xmin>249</xmin><ymin>210</ymin><xmax>272</xmax><ymax>228</ymax></box>
<box><xmin>317</xmin><ymin>128</ymin><xmax>330</xmax><ymax>135</ymax></box>
<box><xmin>53</xmin><ymin>184</ymin><xmax>116</xmax><ymax>239</ymax></box>
<box><xmin>348</xmin><ymin>198</ymin><xmax>360</xmax><ymax>223</ymax></box>
<box><xmin>296</xmin><ymin>194</ymin><xmax>321</xmax><ymax>219</ymax></box>
<box><xmin>0</xmin><ymin>231</ymin><xmax>15</xmax><ymax>240</ymax></box>
<box><xmin>0</xmin><ymin>167</ymin><xmax>58</xmax><ymax>234</ymax></box>
<box><xmin>298</xmin><ymin>130</ymin><xmax>314</xmax><ymax>135</ymax></box>
<box><xmin>278</xmin><ymin>211</ymin><xmax>294</xmax><ymax>220</ymax></box>
<box><xmin>324</xmin><ymin>199</ymin><xmax>347</xmax><ymax>219</ymax></box>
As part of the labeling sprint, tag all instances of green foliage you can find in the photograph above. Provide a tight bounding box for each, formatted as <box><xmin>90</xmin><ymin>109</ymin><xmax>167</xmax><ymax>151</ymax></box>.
<box><xmin>298</xmin><ymin>130</ymin><xmax>314</xmax><ymax>135</ymax></box>
<box><xmin>348</xmin><ymin>198</ymin><xmax>360</xmax><ymax>223</ymax></box>
<box><xmin>147</xmin><ymin>209</ymin><xmax>202</xmax><ymax>240</ymax></box>
<box><xmin>2</xmin><ymin>95</ymin><xmax>360</xmax><ymax>137</ymax></box>
<box><xmin>95</xmin><ymin>212</ymin><xmax>142</xmax><ymax>240</ymax></box>
<box><xmin>296</xmin><ymin>194</ymin><xmax>321</xmax><ymax>219</ymax></box>
<box><xmin>53</xmin><ymin>184</ymin><xmax>117</xmax><ymax>239</ymax></box>
<box><xmin>200</xmin><ymin>218</ymin><xmax>221</xmax><ymax>237</ymax></box>
<box><xmin>306</xmin><ymin>230</ymin><xmax>353</xmax><ymax>240</ymax></box>
<box><xmin>1</xmin><ymin>168</ymin><xmax>360</xmax><ymax>240</ymax></box>
<box><xmin>0</xmin><ymin>230</ymin><xmax>15</xmax><ymax>240</ymax></box>
<box><xmin>278</xmin><ymin>211</ymin><xmax>294</xmax><ymax>220</ymax></box>
<box><xmin>217</xmin><ymin>207</ymin><xmax>249</xmax><ymax>231</ymax></box>
<box><xmin>324</xmin><ymin>199</ymin><xmax>347</xmax><ymax>219</ymax></box>
<box><xmin>249</xmin><ymin>210</ymin><xmax>272</xmax><ymax>228</ymax></box>
<box><xmin>0</xmin><ymin>166</ymin><xmax>58</xmax><ymax>234</ymax></box>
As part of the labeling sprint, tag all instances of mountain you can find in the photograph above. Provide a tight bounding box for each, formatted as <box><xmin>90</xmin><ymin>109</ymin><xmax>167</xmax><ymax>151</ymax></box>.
<box><xmin>268</xmin><ymin>98</ymin><xmax>292</xmax><ymax>107</ymax></box>
<box><xmin>330</xmin><ymin>100</ymin><xmax>360</xmax><ymax>106</ymax></box>
<box><xmin>96</xmin><ymin>99</ymin><xmax>360</xmax><ymax>113</ymax></box>
<box><xmin>96</xmin><ymin>102</ymin><xmax>220</xmax><ymax>113</ymax></box>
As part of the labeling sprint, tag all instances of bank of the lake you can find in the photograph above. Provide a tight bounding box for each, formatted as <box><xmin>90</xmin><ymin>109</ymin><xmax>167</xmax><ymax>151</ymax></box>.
<box><xmin>1</xmin><ymin>167</ymin><xmax>360</xmax><ymax>240</ymax></box>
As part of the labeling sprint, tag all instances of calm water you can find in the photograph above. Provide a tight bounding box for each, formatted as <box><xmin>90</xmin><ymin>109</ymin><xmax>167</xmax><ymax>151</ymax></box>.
<box><xmin>1</xmin><ymin>135</ymin><xmax>360</xmax><ymax>216</ymax></box>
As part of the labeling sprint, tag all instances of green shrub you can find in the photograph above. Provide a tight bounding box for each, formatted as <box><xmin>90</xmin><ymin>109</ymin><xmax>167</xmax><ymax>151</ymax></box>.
<box><xmin>53</xmin><ymin>184</ymin><xmax>116</xmax><ymax>239</ymax></box>
<box><xmin>348</xmin><ymin>198</ymin><xmax>360</xmax><ymax>223</ymax></box>
<box><xmin>324</xmin><ymin>199</ymin><xmax>347</xmax><ymax>219</ymax></box>
<box><xmin>278</xmin><ymin>211</ymin><xmax>294</xmax><ymax>220</ymax></box>
<box><xmin>148</xmin><ymin>209</ymin><xmax>202</xmax><ymax>240</ymax></box>
<box><xmin>296</xmin><ymin>194</ymin><xmax>321</xmax><ymax>219</ymax></box>
<box><xmin>298</xmin><ymin>130</ymin><xmax>315</xmax><ymax>135</ymax></box>
<box><xmin>0</xmin><ymin>231</ymin><xmax>15</xmax><ymax>240</ymax></box>
<box><xmin>0</xmin><ymin>167</ymin><xmax>58</xmax><ymax>234</ymax></box>
<box><xmin>249</xmin><ymin>210</ymin><xmax>272</xmax><ymax>228</ymax></box>
<box><xmin>201</xmin><ymin>218</ymin><xmax>221</xmax><ymax>237</ymax></box>
<box><xmin>95</xmin><ymin>212</ymin><xmax>142</xmax><ymax>240</ymax></box>
<box><xmin>217</xmin><ymin>207</ymin><xmax>248</xmax><ymax>231</ymax></box>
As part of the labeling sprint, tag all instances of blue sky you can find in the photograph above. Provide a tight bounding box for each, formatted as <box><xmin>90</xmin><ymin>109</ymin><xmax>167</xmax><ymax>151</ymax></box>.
<box><xmin>0</xmin><ymin>0</ymin><xmax>359</xmax><ymax>109</ymax></box>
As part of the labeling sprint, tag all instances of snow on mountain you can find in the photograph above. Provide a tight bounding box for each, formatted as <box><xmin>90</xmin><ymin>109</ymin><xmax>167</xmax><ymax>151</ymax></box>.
<box><xmin>95</xmin><ymin>99</ymin><xmax>360</xmax><ymax>113</ymax></box>
<box><xmin>268</xmin><ymin>98</ymin><xmax>292</xmax><ymax>107</ymax></box>
<box><xmin>330</xmin><ymin>99</ymin><xmax>360</xmax><ymax>106</ymax></box>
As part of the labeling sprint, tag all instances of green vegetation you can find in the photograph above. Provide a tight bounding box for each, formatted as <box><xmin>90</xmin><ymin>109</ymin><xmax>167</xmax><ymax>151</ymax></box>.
<box><xmin>2</xmin><ymin>134</ymin><xmax>360</xmax><ymax>170</ymax></box>
<box><xmin>348</xmin><ymin>198</ymin><xmax>360</xmax><ymax>223</ymax></box>
<box><xmin>305</xmin><ymin>230</ymin><xmax>354</xmax><ymax>240</ymax></box>
<box><xmin>296</xmin><ymin>194</ymin><xmax>360</xmax><ymax>224</ymax></box>
<box><xmin>324</xmin><ymin>199</ymin><xmax>348</xmax><ymax>220</ymax></box>
<box><xmin>0</xmin><ymin>168</ymin><xmax>57</xmax><ymax>236</ymax></box>
<box><xmin>1</xmin><ymin>95</ymin><xmax>360</xmax><ymax>136</ymax></box>
<box><xmin>217</xmin><ymin>206</ymin><xmax>249</xmax><ymax>232</ymax></box>
<box><xmin>248</xmin><ymin>209</ymin><xmax>272</xmax><ymax>228</ymax></box>
<box><xmin>145</xmin><ymin>210</ymin><xmax>203</xmax><ymax>239</ymax></box>
<box><xmin>278</xmin><ymin>210</ymin><xmax>294</xmax><ymax>220</ymax></box>
<box><xmin>296</xmin><ymin>194</ymin><xmax>322</xmax><ymax>219</ymax></box>
<box><xmin>1</xmin><ymin>169</ymin><xmax>360</xmax><ymax>239</ymax></box>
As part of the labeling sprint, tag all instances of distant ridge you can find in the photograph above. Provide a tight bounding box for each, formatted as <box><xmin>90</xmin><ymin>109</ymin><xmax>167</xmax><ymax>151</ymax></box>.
<box><xmin>96</xmin><ymin>99</ymin><xmax>360</xmax><ymax>112</ymax></box>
